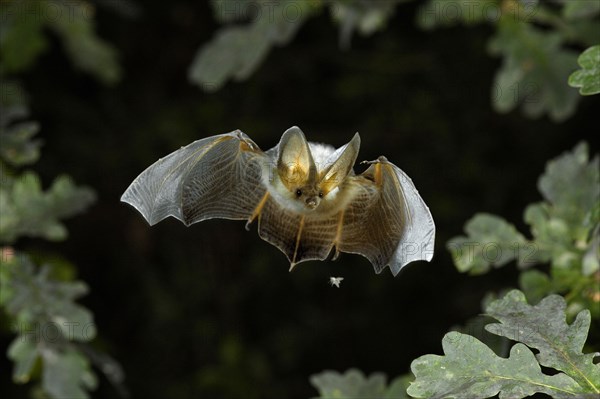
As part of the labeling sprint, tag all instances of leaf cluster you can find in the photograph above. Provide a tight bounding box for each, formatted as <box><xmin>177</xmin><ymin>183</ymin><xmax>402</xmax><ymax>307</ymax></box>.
<box><xmin>311</xmin><ymin>291</ymin><xmax>600</xmax><ymax>398</ymax></box>
<box><xmin>189</xmin><ymin>0</ymin><xmax>404</xmax><ymax>91</ymax></box>
<box><xmin>569</xmin><ymin>45</ymin><xmax>600</xmax><ymax>95</ymax></box>
<box><xmin>0</xmin><ymin>5</ymin><xmax>123</xmax><ymax>395</ymax></box>
<box><xmin>448</xmin><ymin>142</ymin><xmax>600</xmax><ymax>319</ymax></box>
<box><xmin>0</xmin><ymin>101</ymin><xmax>95</xmax><ymax>243</ymax></box>
<box><xmin>408</xmin><ymin>290</ymin><xmax>600</xmax><ymax>398</ymax></box>
<box><xmin>310</xmin><ymin>368</ymin><xmax>412</xmax><ymax>399</ymax></box>
<box><xmin>0</xmin><ymin>105</ymin><xmax>108</xmax><ymax>397</ymax></box>
<box><xmin>1</xmin><ymin>254</ymin><xmax>98</xmax><ymax>399</ymax></box>
<box><xmin>0</xmin><ymin>103</ymin><xmax>106</xmax><ymax>397</ymax></box>
<box><xmin>194</xmin><ymin>1</ymin><xmax>599</xmax><ymax>122</ymax></box>
<box><xmin>418</xmin><ymin>0</ymin><xmax>600</xmax><ymax>121</ymax></box>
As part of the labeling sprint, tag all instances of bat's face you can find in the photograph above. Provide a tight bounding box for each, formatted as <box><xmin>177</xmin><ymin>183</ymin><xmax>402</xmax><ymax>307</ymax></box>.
<box><xmin>273</xmin><ymin>127</ymin><xmax>361</xmax><ymax>215</ymax></box>
<box><xmin>293</xmin><ymin>183</ymin><xmax>323</xmax><ymax>210</ymax></box>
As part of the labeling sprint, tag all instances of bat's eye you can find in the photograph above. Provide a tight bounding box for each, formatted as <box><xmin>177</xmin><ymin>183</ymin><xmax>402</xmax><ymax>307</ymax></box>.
<box><xmin>295</xmin><ymin>189</ymin><xmax>302</xmax><ymax>197</ymax></box>
<box><xmin>318</xmin><ymin>191</ymin><xmax>323</xmax><ymax>198</ymax></box>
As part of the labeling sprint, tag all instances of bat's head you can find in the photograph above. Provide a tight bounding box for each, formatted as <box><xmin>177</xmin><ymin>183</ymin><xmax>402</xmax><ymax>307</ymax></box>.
<box><xmin>292</xmin><ymin>183</ymin><xmax>322</xmax><ymax>210</ymax></box>
<box><xmin>276</xmin><ymin>127</ymin><xmax>360</xmax><ymax>213</ymax></box>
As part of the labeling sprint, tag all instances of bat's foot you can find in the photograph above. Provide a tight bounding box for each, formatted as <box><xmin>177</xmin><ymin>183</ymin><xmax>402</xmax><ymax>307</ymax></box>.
<box><xmin>332</xmin><ymin>248</ymin><xmax>341</xmax><ymax>261</ymax></box>
<box><xmin>360</xmin><ymin>156</ymin><xmax>388</xmax><ymax>165</ymax></box>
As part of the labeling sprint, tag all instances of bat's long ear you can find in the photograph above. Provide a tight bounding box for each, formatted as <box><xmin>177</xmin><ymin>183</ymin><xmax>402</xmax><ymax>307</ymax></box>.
<box><xmin>319</xmin><ymin>133</ymin><xmax>360</xmax><ymax>194</ymax></box>
<box><xmin>277</xmin><ymin>126</ymin><xmax>317</xmax><ymax>188</ymax></box>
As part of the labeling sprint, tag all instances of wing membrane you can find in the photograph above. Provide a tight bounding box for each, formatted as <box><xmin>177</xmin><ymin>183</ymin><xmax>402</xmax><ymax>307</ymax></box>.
<box><xmin>256</xmin><ymin>199</ymin><xmax>337</xmax><ymax>267</ymax></box>
<box><xmin>338</xmin><ymin>158</ymin><xmax>435</xmax><ymax>274</ymax></box>
<box><xmin>121</xmin><ymin>131</ymin><xmax>267</xmax><ymax>226</ymax></box>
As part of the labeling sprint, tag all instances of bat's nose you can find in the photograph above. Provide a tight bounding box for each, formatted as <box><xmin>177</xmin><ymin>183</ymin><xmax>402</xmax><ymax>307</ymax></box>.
<box><xmin>305</xmin><ymin>197</ymin><xmax>317</xmax><ymax>209</ymax></box>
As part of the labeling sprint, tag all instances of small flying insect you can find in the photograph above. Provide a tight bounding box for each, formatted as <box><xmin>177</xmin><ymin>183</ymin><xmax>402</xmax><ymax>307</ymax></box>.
<box><xmin>329</xmin><ymin>277</ymin><xmax>344</xmax><ymax>288</ymax></box>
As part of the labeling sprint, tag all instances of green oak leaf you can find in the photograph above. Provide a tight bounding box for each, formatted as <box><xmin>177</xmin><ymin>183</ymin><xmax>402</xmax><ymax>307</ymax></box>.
<box><xmin>408</xmin><ymin>331</ymin><xmax>584</xmax><ymax>398</ymax></box>
<box><xmin>409</xmin><ymin>290</ymin><xmax>600</xmax><ymax>398</ymax></box>
<box><xmin>310</xmin><ymin>369</ymin><xmax>387</xmax><ymax>399</ymax></box>
<box><xmin>447</xmin><ymin>213</ymin><xmax>528</xmax><ymax>274</ymax></box>
<box><xmin>309</xmin><ymin>369</ymin><xmax>413</xmax><ymax>399</ymax></box>
<box><xmin>485</xmin><ymin>290</ymin><xmax>600</xmax><ymax>392</ymax></box>
<box><xmin>569</xmin><ymin>45</ymin><xmax>600</xmax><ymax>95</ymax></box>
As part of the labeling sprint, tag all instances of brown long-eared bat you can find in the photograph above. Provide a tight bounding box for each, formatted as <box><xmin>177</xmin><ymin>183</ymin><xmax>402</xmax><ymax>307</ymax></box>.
<box><xmin>121</xmin><ymin>126</ymin><xmax>435</xmax><ymax>275</ymax></box>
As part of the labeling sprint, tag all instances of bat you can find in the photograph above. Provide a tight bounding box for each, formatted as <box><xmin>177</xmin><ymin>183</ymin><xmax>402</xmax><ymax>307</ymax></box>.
<box><xmin>121</xmin><ymin>126</ymin><xmax>435</xmax><ymax>275</ymax></box>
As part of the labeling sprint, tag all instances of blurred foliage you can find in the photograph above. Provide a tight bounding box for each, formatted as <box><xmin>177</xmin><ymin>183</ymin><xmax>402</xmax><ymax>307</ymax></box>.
<box><xmin>0</xmin><ymin>102</ymin><xmax>118</xmax><ymax>397</ymax></box>
<box><xmin>486</xmin><ymin>18</ymin><xmax>579</xmax><ymax>121</ymax></box>
<box><xmin>0</xmin><ymin>105</ymin><xmax>41</xmax><ymax>167</ymax></box>
<box><xmin>0</xmin><ymin>106</ymin><xmax>95</xmax><ymax>242</ymax></box>
<box><xmin>448</xmin><ymin>142</ymin><xmax>600</xmax><ymax>320</ymax></box>
<box><xmin>408</xmin><ymin>290</ymin><xmax>600</xmax><ymax>398</ymax></box>
<box><xmin>569</xmin><ymin>45</ymin><xmax>600</xmax><ymax>95</ymax></box>
<box><xmin>0</xmin><ymin>1</ymin><xmax>124</xmax><ymax>398</ymax></box>
<box><xmin>1</xmin><ymin>254</ymin><xmax>98</xmax><ymax>399</ymax></box>
<box><xmin>329</xmin><ymin>0</ymin><xmax>407</xmax><ymax>49</ymax></box>
<box><xmin>0</xmin><ymin>0</ymin><xmax>121</xmax><ymax>84</ymax></box>
<box><xmin>191</xmin><ymin>0</ymin><xmax>599</xmax><ymax>122</ymax></box>
<box><xmin>190</xmin><ymin>0</ymin><xmax>315</xmax><ymax>91</ymax></box>
<box><xmin>310</xmin><ymin>368</ymin><xmax>411</xmax><ymax>399</ymax></box>
<box><xmin>418</xmin><ymin>0</ymin><xmax>599</xmax><ymax>121</ymax></box>
<box><xmin>189</xmin><ymin>0</ymin><xmax>406</xmax><ymax>91</ymax></box>
<box><xmin>0</xmin><ymin>171</ymin><xmax>95</xmax><ymax>243</ymax></box>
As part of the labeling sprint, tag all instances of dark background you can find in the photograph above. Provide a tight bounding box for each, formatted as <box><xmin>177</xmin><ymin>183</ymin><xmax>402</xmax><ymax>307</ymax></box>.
<box><xmin>3</xmin><ymin>1</ymin><xmax>599</xmax><ymax>398</ymax></box>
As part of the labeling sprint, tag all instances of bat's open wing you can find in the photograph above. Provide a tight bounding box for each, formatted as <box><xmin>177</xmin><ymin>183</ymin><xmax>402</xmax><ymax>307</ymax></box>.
<box><xmin>121</xmin><ymin>131</ymin><xmax>268</xmax><ymax>226</ymax></box>
<box><xmin>255</xmin><ymin>156</ymin><xmax>435</xmax><ymax>276</ymax></box>
<box><xmin>337</xmin><ymin>157</ymin><xmax>435</xmax><ymax>275</ymax></box>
